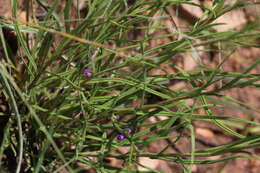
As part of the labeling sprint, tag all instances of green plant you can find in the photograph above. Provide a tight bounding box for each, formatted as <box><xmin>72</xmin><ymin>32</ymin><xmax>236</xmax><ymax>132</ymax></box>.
<box><xmin>0</xmin><ymin>0</ymin><xmax>260</xmax><ymax>172</ymax></box>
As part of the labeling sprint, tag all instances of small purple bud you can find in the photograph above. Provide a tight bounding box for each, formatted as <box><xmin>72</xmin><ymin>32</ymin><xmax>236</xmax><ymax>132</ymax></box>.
<box><xmin>83</xmin><ymin>71</ymin><xmax>92</xmax><ymax>77</ymax></box>
<box><xmin>59</xmin><ymin>88</ymin><xmax>65</xmax><ymax>94</ymax></box>
<box><xmin>124</xmin><ymin>125</ymin><xmax>131</xmax><ymax>130</ymax></box>
<box><xmin>117</xmin><ymin>133</ymin><xmax>127</xmax><ymax>140</ymax></box>
<box><xmin>49</xmin><ymin>88</ymin><xmax>55</xmax><ymax>93</ymax></box>
<box><xmin>124</xmin><ymin>125</ymin><xmax>135</xmax><ymax>135</ymax></box>
<box><xmin>83</xmin><ymin>66</ymin><xmax>89</xmax><ymax>71</ymax></box>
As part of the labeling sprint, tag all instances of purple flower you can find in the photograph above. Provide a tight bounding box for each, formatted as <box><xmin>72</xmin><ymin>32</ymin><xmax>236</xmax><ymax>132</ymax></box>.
<box><xmin>116</xmin><ymin>125</ymin><xmax>136</xmax><ymax>140</ymax></box>
<box><xmin>59</xmin><ymin>88</ymin><xmax>65</xmax><ymax>94</ymax></box>
<box><xmin>83</xmin><ymin>71</ymin><xmax>92</xmax><ymax>77</ymax></box>
<box><xmin>117</xmin><ymin>133</ymin><xmax>127</xmax><ymax>140</ymax></box>
<box><xmin>83</xmin><ymin>66</ymin><xmax>92</xmax><ymax>78</ymax></box>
